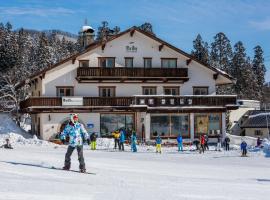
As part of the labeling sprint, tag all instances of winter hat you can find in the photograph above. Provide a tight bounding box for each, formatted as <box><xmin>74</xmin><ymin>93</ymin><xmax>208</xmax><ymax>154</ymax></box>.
<box><xmin>70</xmin><ymin>114</ymin><xmax>78</xmax><ymax>123</ymax></box>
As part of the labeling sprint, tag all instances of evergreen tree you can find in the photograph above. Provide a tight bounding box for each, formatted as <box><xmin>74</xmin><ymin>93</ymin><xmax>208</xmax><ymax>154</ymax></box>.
<box><xmin>191</xmin><ymin>34</ymin><xmax>209</xmax><ymax>65</ymax></box>
<box><xmin>210</xmin><ymin>32</ymin><xmax>233</xmax><ymax>74</ymax></box>
<box><xmin>232</xmin><ymin>41</ymin><xmax>257</xmax><ymax>99</ymax></box>
<box><xmin>252</xmin><ymin>45</ymin><xmax>266</xmax><ymax>100</ymax></box>
<box><xmin>35</xmin><ymin>32</ymin><xmax>51</xmax><ymax>71</ymax></box>
<box><xmin>138</xmin><ymin>22</ymin><xmax>155</xmax><ymax>35</ymax></box>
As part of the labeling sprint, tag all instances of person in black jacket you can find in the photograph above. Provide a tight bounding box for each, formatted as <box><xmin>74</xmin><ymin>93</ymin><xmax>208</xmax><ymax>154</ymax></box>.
<box><xmin>224</xmin><ymin>136</ymin><xmax>230</xmax><ymax>151</ymax></box>
<box><xmin>90</xmin><ymin>132</ymin><xmax>97</xmax><ymax>150</ymax></box>
<box><xmin>0</xmin><ymin>139</ymin><xmax>13</xmax><ymax>149</ymax></box>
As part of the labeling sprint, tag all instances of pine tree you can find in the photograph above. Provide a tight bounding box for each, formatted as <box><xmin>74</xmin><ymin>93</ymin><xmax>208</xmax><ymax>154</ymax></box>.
<box><xmin>252</xmin><ymin>45</ymin><xmax>266</xmax><ymax>101</ymax></box>
<box><xmin>191</xmin><ymin>34</ymin><xmax>209</xmax><ymax>65</ymax></box>
<box><xmin>210</xmin><ymin>32</ymin><xmax>233</xmax><ymax>74</ymax></box>
<box><xmin>138</xmin><ymin>22</ymin><xmax>155</xmax><ymax>35</ymax></box>
<box><xmin>232</xmin><ymin>41</ymin><xmax>257</xmax><ymax>99</ymax></box>
<box><xmin>35</xmin><ymin>32</ymin><xmax>51</xmax><ymax>71</ymax></box>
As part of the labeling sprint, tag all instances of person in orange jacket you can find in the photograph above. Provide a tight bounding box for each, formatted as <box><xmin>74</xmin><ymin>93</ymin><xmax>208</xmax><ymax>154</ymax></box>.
<box><xmin>199</xmin><ymin>135</ymin><xmax>205</xmax><ymax>154</ymax></box>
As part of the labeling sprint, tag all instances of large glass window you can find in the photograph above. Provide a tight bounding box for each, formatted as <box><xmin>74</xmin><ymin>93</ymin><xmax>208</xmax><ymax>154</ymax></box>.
<box><xmin>161</xmin><ymin>58</ymin><xmax>177</xmax><ymax>68</ymax></box>
<box><xmin>151</xmin><ymin>114</ymin><xmax>189</xmax><ymax>138</ymax></box>
<box><xmin>125</xmin><ymin>57</ymin><xmax>133</xmax><ymax>68</ymax></box>
<box><xmin>144</xmin><ymin>58</ymin><xmax>152</xmax><ymax>68</ymax></box>
<box><xmin>194</xmin><ymin>113</ymin><xmax>221</xmax><ymax>137</ymax></box>
<box><xmin>99</xmin><ymin>57</ymin><xmax>115</xmax><ymax>68</ymax></box>
<box><xmin>100</xmin><ymin>114</ymin><xmax>134</xmax><ymax>137</ymax></box>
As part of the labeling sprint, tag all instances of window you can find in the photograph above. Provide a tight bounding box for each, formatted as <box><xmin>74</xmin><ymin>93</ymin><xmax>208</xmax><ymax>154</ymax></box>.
<box><xmin>194</xmin><ymin>113</ymin><xmax>221</xmax><ymax>137</ymax></box>
<box><xmin>56</xmin><ymin>87</ymin><xmax>74</xmax><ymax>97</ymax></box>
<box><xmin>79</xmin><ymin>60</ymin><xmax>89</xmax><ymax>67</ymax></box>
<box><xmin>125</xmin><ymin>57</ymin><xmax>133</xmax><ymax>68</ymax></box>
<box><xmin>144</xmin><ymin>58</ymin><xmax>152</xmax><ymax>68</ymax></box>
<box><xmin>142</xmin><ymin>87</ymin><xmax>156</xmax><ymax>95</ymax></box>
<box><xmin>193</xmin><ymin>87</ymin><xmax>209</xmax><ymax>95</ymax></box>
<box><xmin>99</xmin><ymin>87</ymin><xmax>115</xmax><ymax>97</ymax></box>
<box><xmin>254</xmin><ymin>130</ymin><xmax>263</xmax><ymax>136</ymax></box>
<box><xmin>150</xmin><ymin>114</ymin><xmax>189</xmax><ymax>138</ymax></box>
<box><xmin>99</xmin><ymin>57</ymin><xmax>115</xmax><ymax>68</ymax></box>
<box><xmin>164</xmin><ymin>87</ymin><xmax>179</xmax><ymax>95</ymax></box>
<box><xmin>100</xmin><ymin>114</ymin><xmax>134</xmax><ymax>137</ymax></box>
<box><xmin>161</xmin><ymin>58</ymin><xmax>177</xmax><ymax>68</ymax></box>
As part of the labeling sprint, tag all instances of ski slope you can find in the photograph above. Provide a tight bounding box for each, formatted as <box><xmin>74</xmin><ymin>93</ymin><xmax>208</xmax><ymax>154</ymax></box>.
<box><xmin>0</xmin><ymin>114</ymin><xmax>270</xmax><ymax>200</ymax></box>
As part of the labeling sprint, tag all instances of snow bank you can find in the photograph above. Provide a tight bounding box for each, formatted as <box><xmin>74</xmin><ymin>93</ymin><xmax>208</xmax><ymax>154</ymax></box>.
<box><xmin>0</xmin><ymin>132</ymin><xmax>57</xmax><ymax>147</ymax></box>
<box><xmin>227</xmin><ymin>133</ymin><xmax>257</xmax><ymax>146</ymax></box>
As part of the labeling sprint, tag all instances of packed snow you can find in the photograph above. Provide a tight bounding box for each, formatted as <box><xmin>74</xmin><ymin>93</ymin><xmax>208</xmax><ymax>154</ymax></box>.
<box><xmin>0</xmin><ymin>114</ymin><xmax>270</xmax><ymax>200</ymax></box>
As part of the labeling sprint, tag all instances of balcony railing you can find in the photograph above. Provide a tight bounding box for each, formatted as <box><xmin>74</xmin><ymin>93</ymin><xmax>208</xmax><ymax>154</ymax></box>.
<box><xmin>20</xmin><ymin>95</ymin><xmax>237</xmax><ymax>111</ymax></box>
<box><xmin>76</xmin><ymin>67</ymin><xmax>188</xmax><ymax>82</ymax></box>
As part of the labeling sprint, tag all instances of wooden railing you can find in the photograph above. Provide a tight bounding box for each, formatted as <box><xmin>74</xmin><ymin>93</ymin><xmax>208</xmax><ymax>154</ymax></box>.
<box><xmin>77</xmin><ymin>67</ymin><xmax>188</xmax><ymax>78</ymax></box>
<box><xmin>134</xmin><ymin>95</ymin><xmax>237</xmax><ymax>107</ymax></box>
<box><xmin>20</xmin><ymin>95</ymin><xmax>237</xmax><ymax>110</ymax></box>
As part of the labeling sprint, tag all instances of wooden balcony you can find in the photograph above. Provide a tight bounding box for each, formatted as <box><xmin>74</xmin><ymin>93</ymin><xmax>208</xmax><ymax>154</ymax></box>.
<box><xmin>76</xmin><ymin>67</ymin><xmax>189</xmax><ymax>83</ymax></box>
<box><xmin>20</xmin><ymin>95</ymin><xmax>237</xmax><ymax>113</ymax></box>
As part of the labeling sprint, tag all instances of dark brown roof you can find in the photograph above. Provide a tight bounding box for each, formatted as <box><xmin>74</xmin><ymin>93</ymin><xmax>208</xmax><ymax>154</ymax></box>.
<box><xmin>17</xmin><ymin>26</ymin><xmax>234</xmax><ymax>88</ymax></box>
<box><xmin>241</xmin><ymin>110</ymin><xmax>270</xmax><ymax>128</ymax></box>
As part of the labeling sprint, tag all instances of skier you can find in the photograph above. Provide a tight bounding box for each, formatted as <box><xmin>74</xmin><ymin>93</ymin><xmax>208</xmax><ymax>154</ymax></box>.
<box><xmin>256</xmin><ymin>137</ymin><xmax>262</xmax><ymax>147</ymax></box>
<box><xmin>204</xmin><ymin>134</ymin><xmax>209</xmax><ymax>150</ymax></box>
<box><xmin>0</xmin><ymin>139</ymin><xmax>13</xmax><ymax>149</ymax></box>
<box><xmin>119</xmin><ymin>128</ymin><xmax>125</xmax><ymax>151</ymax></box>
<box><xmin>112</xmin><ymin>130</ymin><xmax>120</xmax><ymax>150</ymax></box>
<box><xmin>156</xmin><ymin>135</ymin><xmax>162</xmax><ymax>153</ymax></box>
<box><xmin>60</xmin><ymin>114</ymin><xmax>89</xmax><ymax>173</ymax></box>
<box><xmin>240</xmin><ymin>140</ymin><xmax>247</xmax><ymax>157</ymax></box>
<box><xmin>216</xmin><ymin>134</ymin><xmax>222</xmax><ymax>151</ymax></box>
<box><xmin>224</xmin><ymin>136</ymin><xmax>230</xmax><ymax>151</ymax></box>
<box><xmin>177</xmin><ymin>134</ymin><xmax>183</xmax><ymax>152</ymax></box>
<box><xmin>131</xmin><ymin>131</ymin><xmax>137</xmax><ymax>152</ymax></box>
<box><xmin>90</xmin><ymin>132</ymin><xmax>97</xmax><ymax>150</ymax></box>
<box><xmin>199</xmin><ymin>135</ymin><xmax>205</xmax><ymax>154</ymax></box>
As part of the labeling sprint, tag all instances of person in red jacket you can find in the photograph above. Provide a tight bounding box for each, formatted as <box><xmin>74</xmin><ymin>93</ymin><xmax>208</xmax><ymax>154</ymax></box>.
<box><xmin>199</xmin><ymin>135</ymin><xmax>205</xmax><ymax>154</ymax></box>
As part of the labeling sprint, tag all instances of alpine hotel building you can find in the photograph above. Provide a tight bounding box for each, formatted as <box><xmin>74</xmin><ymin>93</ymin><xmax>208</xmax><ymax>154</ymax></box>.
<box><xmin>20</xmin><ymin>25</ymin><xmax>238</xmax><ymax>142</ymax></box>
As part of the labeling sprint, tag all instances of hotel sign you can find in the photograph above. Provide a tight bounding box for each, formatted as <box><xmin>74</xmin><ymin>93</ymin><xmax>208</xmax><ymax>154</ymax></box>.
<box><xmin>126</xmin><ymin>45</ymin><xmax>137</xmax><ymax>52</ymax></box>
<box><xmin>62</xmin><ymin>97</ymin><xmax>83</xmax><ymax>106</ymax></box>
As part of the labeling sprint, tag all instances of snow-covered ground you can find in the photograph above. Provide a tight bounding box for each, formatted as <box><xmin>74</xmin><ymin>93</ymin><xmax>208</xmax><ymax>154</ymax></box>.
<box><xmin>0</xmin><ymin>113</ymin><xmax>270</xmax><ymax>200</ymax></box>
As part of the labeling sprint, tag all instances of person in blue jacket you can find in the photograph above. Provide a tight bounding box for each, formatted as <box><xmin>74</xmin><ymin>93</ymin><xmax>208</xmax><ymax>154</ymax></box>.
<box><xmin>131</xmin><ymin>131</ymin><xmax>137</xmax><ymax>152</ymax></box>
<box><xmin>119</xmin><ymin>128</ymin><xmax>125</xmax><ymax>151</ymax></box>
<box><xmin>60</xmin><ymin>114</ymin><xmax>89</xmax><ymax>173</ymax></box>
<box><xmin>240</xmin><ymin>140</ymin><xmax>247</xmax><ymax>157</ymax></box>
<box><xmin>156</xmin><ymin>135</ymin><xmax>162</xmax><ymax>153</ymax></box>
<box><xmin>177</xmin><ymin>134</ymin><xmax>183</xmax><ymax>152</ymax></box>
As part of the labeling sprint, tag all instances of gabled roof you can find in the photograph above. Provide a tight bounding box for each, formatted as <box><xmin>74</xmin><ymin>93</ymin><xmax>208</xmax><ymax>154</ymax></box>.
<box><xmin>241</xmin><ymin>110</ymin><xmax>270</xmax><ymax>128</ymax></box>
<box><xmin>17</xmin><ymin>26</ymin><xmax>234</xmax><ymax>88</ymax></box>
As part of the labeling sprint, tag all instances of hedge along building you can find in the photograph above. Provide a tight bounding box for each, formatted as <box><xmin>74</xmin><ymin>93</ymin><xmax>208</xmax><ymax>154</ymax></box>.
<box><xmin>19</xmin><ymin>25</ymin><xmax>238</xmax><ymax>141</ymax></box>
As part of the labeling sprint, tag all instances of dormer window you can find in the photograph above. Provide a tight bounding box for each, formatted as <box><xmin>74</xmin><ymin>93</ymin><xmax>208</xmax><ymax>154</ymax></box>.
<box><xmin>161</xmin><ymin>58</ymin><xmax>177</xmax><ymax>68</ymax></box>
<box><xmin>99</xmin><ymin>57</ymin><xmax>115</xmax><ymax>68</ymax></box>
<box><xmin>79</xmin><ymin>60</ymin><xmax>89</xmax><ymax>67</ymax></box>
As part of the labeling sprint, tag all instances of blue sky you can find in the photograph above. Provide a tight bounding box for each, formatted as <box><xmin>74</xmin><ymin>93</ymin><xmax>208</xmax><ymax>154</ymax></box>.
<box><xmin>1</xmin><ymin>0</ymin><xmax>270</xmax><ymax>81</ymax></box>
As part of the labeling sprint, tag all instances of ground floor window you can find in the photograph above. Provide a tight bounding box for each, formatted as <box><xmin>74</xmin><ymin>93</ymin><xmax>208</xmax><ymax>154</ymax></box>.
<box><xmin>150</xmin><ymin>114</ymin><xmax>189</xmax><ymax>138</ymax></box>
<box><xmin>100</xmin><ymin>114</ymin><xmax>134</xmax><ymax>137</ymax></box>
<box><xmin>194</xmin><ymin>113</ymin><xmax>221</xmax><ymax>137</ymax></box>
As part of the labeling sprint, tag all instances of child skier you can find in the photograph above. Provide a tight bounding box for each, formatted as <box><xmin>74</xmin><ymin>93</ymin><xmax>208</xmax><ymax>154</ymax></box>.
<box><xmin>131</xmin><ymin>131</ymin><xmax>137</xmax><ymax>152</ymax></box>
<box><xmin>90</xmin><ymin>132</ymin><xmax>97</xmax><ymax>150</ymax></box>
<box><xmin>119</xmin><ymin>129</ymin><xmax>125</xmax><ymax>151</ymax></box>
<box><xmin>177</xmin><ymin>134</ymin><xmax>183</xmax><ymax>152</ymax></box>
<box><xmin>112</xmin><ymin>130</ymin><xmax>120</xmax><ymax>150</ymax></box>
<box><xmin>0</xmin><ymin>139</ymin><xmax>13</xmax><ymax>149</ymax></box>
<box><xmin>241</xmin><ymin>140</ymin><xmax>247</xmax><ymax>157</ymax></box>
<box><xmin>60</xmin><ymin>114</ymin><xmax>89</xmax><ymax>173</ymax></box>
<box><xmin>156</xmin><ymin>135</ymin><xmax>162</xmax><ymax>153</ymax></box>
